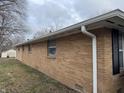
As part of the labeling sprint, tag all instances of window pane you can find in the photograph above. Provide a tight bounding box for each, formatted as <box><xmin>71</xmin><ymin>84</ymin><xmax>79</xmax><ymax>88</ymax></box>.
<box><xmin>119</xmin><ymin>51</ymin><xmax>123</xmax><ymax>68</ymax></box>
<box><xmin>22</xmin><ymin>46</ymin><xmax>24</xmax><ymax>51</ymax></box>
<box><xmin>48</xmin><ymin>40</ymin><xmax>56</xmax><ymax>46</ymax></box>
<box><xmin>28</xmin><ymin>44</ymin><xmax>31</xmax><ymax>52</ymax></box>
<box><xmin>47</xmin><ymin>39</ymin><xmax>56</xmax><ymax>57</ymax></box>
<box><xmin>119</xmin><ymin>32</ymin><xmax>124</xmax><ymax>69</ymax></box>
<box><xmin>119</xmin><ymin>33</ymin><xmax>122</xmax><ymax>50</ymax></box>
<box><xmin>48</xmin><ymin>48</ymin><xmax>56</xmax><ymax>56</ymax></box>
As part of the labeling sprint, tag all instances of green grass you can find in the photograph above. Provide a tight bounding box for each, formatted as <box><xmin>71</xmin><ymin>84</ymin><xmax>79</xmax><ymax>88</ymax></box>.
<box><xmin>0</xmin><ymin>58</ymin><xmax>79</xmax><ymax>93</ymax></box>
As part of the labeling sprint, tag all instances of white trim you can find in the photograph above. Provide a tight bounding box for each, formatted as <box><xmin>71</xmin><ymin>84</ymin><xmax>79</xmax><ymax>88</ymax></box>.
<box><xmin>81</xmin><ymin>26</ymin><xmax>97</xmax><ymax>93</ymax></box>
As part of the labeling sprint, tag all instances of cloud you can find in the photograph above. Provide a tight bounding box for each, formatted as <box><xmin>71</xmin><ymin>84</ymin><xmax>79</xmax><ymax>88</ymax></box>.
<box><xmin>27</xmin><ymin>0</ymin><xmax>71</xmax><ymax>29</ymax></box>
<box><xmin>26</xmin><ymin>0</ymin><xmax>124</xmax><ymax>37</ymax></box>
<box><xmin>28</xmin><ymin>0</ymin><xmax>52</xmax><ymax>5</ymax></box>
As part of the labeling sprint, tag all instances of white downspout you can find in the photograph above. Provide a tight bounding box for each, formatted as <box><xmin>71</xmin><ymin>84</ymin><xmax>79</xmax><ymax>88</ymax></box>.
<box><xmin>81</xmin><ymin>26</ymin><xmax>97</xmax><ymax>93</ymax></box>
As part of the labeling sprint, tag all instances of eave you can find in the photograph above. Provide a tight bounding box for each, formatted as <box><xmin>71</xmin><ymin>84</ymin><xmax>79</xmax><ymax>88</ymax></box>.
<box><xmin>15</xmin><ymin>9</ymin><xmax>124</xmax><ymax>47</ymax></box>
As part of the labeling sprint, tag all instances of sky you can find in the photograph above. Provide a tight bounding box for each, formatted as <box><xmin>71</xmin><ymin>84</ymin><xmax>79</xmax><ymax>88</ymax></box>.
<box><xmin>26</xmin><ymin>0</ymin><xmax>124</xmax><ymax>38</ymax></box>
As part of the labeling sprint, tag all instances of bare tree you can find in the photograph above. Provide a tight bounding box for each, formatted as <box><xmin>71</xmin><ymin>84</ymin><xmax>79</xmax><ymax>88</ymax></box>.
<box><xmin>33</xmin><ymin>24</ymin><xmax>62</xmax><ymax>39</ymax></box>
<box><xmin>0</xmin><ymin>0</ymin><xmax>27</xmax><ymax>57</ymax></box>
<box><xmin>0</xmin><ymin>36</ymin><xmax>12</xmax><ymax>57</ymax></box>
<box><xmin>11</xmin><ymin>34</ymin><xmax>26</xmax><ymax>45</ymax></box>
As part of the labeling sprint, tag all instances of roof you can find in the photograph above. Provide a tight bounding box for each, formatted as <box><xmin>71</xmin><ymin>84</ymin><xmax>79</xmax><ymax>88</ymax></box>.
<box><xmin>16</xmin><ymin>9</ymin><xmax>124</xmax><ymax>47</ymax></box>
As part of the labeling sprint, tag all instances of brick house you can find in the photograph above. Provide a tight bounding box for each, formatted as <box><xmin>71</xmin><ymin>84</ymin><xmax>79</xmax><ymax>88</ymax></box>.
<box><xmin>16</xmin><ymin>9</ymin><xmax>124</xmax><ymax>93</ymax></box>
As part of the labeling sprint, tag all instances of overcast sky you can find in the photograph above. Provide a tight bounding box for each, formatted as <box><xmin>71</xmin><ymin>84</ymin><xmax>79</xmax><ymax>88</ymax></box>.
<box><xmin>26</xmin><ymin>0</ymin><xmax>124</xmax><ymax>37</ymax></box>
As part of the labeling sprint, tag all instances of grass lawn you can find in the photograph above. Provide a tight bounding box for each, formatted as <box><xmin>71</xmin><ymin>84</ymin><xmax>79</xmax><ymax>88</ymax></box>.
<box><xmin>0</xmin><ymin>58</ymin><xmax>79</xmax><ymax>93</ymax></box>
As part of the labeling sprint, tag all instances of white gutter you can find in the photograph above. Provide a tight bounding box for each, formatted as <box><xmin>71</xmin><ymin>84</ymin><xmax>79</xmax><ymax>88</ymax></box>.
<box><xmin>81</xmin><ymin>26</ymin><xmax>97</xmax><ymax>93</ymax></box>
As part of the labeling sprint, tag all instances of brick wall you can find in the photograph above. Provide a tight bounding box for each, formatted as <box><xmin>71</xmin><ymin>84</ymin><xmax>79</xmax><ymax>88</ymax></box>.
<box><xmin>93</xmin><ymin>28</ymin><xmax>124</xmax><ymax>93</ymax></box>
<box><xmin>17</xmin><ymin>33</ymin><xmax>92</xmax><ymax>93</ymax></box>
<box><xmin>16</xmin><ymin>28</ymin><xmax>124</xmax><ymax>93</ymax></box>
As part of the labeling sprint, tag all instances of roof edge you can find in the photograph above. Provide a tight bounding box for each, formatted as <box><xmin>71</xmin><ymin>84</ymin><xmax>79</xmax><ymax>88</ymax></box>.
<box><xmin>15</xmin><ymin>9</ymin><xmax>124</xmax><ymax>47</ymax></box>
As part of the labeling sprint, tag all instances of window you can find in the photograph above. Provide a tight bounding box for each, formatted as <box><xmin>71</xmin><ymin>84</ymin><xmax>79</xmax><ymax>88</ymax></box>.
<box><xmin>18</xmin><ymin>47</ymin><xmax>20</xmax><ymax>51</ymax></box>
<box><xmin>112</xmin><ymin>30</ymin><xmax>124</xmax><ymax>75</ymax></box>
<box><xmin>119</xmin><ymin>32</ymin><xmax>124</xmax><ymax>70</ymax></box>
<box><xmin>112</xmin><ymin>30</ymin><xmax>119</xmax><ymax>75</ymax></box>
<box><xmin>47</xmin><ymin>40</ymin><xmax>56</xmax><ymax>57</ymax></box>
<box><xmin>28</xmin><ymin>44</ymin><xmax>32</xmax><ymax>53</ymax></box>
<box><xmin>22</xmin><ymin>45</ymin><xmax>24</xmax><ymax>51</ymax></box>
